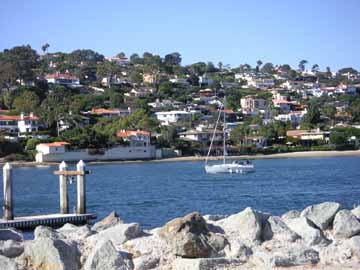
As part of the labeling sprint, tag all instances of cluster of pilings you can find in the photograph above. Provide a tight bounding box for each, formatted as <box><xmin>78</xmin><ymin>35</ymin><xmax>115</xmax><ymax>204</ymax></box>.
<box><xmin>2</xmin><ymin>160</ymin><xmax>88</xmax><ymax>221</ymax></box>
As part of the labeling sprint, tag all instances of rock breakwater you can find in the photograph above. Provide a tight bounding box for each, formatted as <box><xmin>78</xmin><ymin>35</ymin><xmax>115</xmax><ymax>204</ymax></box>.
<box><xmin>1</xmin><ymin>202</ymin><xmax>360</xmax><ymax>269</ymax></box>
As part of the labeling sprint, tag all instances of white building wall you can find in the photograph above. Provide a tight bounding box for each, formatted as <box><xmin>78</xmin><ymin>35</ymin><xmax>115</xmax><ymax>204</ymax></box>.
<box><xmin>36</xmin><ymin>146</ymin><xmax>156</xmax><ymax>163</ymax></box>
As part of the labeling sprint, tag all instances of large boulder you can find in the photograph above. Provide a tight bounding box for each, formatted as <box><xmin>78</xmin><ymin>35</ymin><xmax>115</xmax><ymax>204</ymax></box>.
<box><xmin>215</xmin><ymin>207</ymin><xmax>263</xmax><ymax>245</ymax></box>
<box><xmin>0</xmin><ymin>229</ymin><xmax>23</xmax><ymax>242</ymax></box>
<box><xmin>223</xmin><ymin>240</ymin><xmax>252</xmax><ymax>261</ymax></box>
<box><xmin>253</xmin><ymin>244</ymin><xmax>319</xmax><ymax>267</ymax></box>
<box><xmin>262</xmin><ymin>216</ymin><xmax>300</xmax><ymax>243</ymax></box>
<box><xmin>122</xmin><ymin>233</ymin><xmax>170</xmax><ymax>270</ymax></box>
<box><xmin>333</xmin><ymin>210</ymin><xmax>360</xmax><ymax>239</ymax></box>
<box><xmin>34</xmin><ymin>226</ymin><xmax>60</xmax><ymax>240</ymax></box>
<box><xmin>87</xmin><ymin>223</ymin><xmax>143</xmax><ymax>247</ymax></box>
<box><xmin>301</xmin><ymin>202</ymin><xmax>341</xmax><ymax>230</ymax></box>
<box><xmin>281</xmin><ymin>210</ymin><xmax>301</xmax><ymax>223</ymax></box>
<box><xmin>319</xmin><ymin>240</ymin><xmax>353</xmax><ymax>265</ymax></box>
<box><xmin>351</xmin><ymin>205</ymin><xmax>360</xmax><ymax>220</ymax></box>
<box><xmin>57</xmin><ymin>223</ymin><xmax>93</xmax><ymax>242</ymax></box>
<box><xmin>19</xmin><ymin>237</ymin><xmax>80</xmax><ymax>270</ymax></box>
<box><xmin>0</xmin><ymin>254</ymin><xmax>18</xmax><ymax>270</ymax></box>
<box><xmin>349</xmin><ymin>235</ymin><xmax>360</xmax><ymax>258</ymax></box>
<box><xmin>158</xmin><ymin>212</ymin><xmax>227</xmax><ymax>258</ymax></box>
<box><xmin>173</xmin><ymin>257</ymin><xmax>243</xmax><ymax>270</ymax></box>
<box><xmin>0</xmin><ymin>240</ymin><xmax>23</xmax><ymax>258</ymax></box>
<box><xmin>284</xmin><ymin>216</ymin><xmax>329</xmax><ymax>246</ymax></box>
<box><xmin>92</xmin><ymin>211</ymin><xmax>123</xmax><ymax>232</ymax></box>
<box><xmin>84</xmin><ymin>240</ymin><xmax>129</xmax><ymax>270</ymax></box>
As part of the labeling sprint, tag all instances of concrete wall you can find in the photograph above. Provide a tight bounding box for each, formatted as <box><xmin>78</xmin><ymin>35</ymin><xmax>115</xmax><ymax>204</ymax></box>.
<box><xmin>36</xmin><ymin>146</ymin><xmax>156</xmax><ymax>163</ymax></box>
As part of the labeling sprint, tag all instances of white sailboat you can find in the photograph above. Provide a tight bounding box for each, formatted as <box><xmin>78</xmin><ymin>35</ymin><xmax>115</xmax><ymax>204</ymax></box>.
<box><xmin>204</xmin><ymin>96</ymin><xmax>255</xmax><ymax>174</ymax></box>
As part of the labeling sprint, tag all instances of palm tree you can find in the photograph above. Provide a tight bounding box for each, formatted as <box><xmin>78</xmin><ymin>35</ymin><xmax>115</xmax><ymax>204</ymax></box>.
<box><xmin>311</xmin><ymin>64</ymin><xmax>319</xmax><ymax>73</ymax></box>
<box><xmin>256</xmin><ymin>60</ymin><xmax>263</xmax><ymax>72</ymax></box>
<box><xmin>298</xmin><ymin>60</ymin><xmax>308</xmax><ymax>72</ymax></box>
<box><xmin>41</xmin><ymin>43</ymin><xmax>50</xmax><ymax>54</ymax></box>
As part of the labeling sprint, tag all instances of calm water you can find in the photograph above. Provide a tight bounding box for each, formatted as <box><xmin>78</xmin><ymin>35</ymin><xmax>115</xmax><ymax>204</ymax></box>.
<box><xmin>1</xmin><ymin>157</ymin><xmax>360</xmax><ymax>229</ymax></box>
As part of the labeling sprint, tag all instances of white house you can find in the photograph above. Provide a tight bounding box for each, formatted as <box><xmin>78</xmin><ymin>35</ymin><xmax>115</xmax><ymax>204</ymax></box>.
<box><xmin>45</xmin><ymin>72</ymin><xmax>80</xmax><ymax>86</ymax></box>
<box><xmin>155</xmin><ymin>111</ymin><xmax>192</xmax><ymax>125</ymax></box>
<box><xmin>35</xmin><ymin>140</ymin><xmax>156</xmax><ymax>163</ymax></box>
<box><xmin>105</xmin><ymin>56</ymin><xmax>129</xmax><ymax>66</ymax></box>
<box><xmin>287</xmin><ymin>129</ymin><xmax>330</xmax><ymax>142</ymax></box>
<box><xmin>169</xmin><ymin>77</ymin><xmax>190</xmax><ymax>86</ymax></box>
<box><xmin>247</xmin><ymin>77</ymin><xmax>275</xmax><ymax>89</ymax></box>
<box><xmin>198</xmin><ymin>75</ymin><xmax>214</xmax><ymax>86</ymax></box>
<box><xmin>89</xmin><ymin>108</ymin><xmax>131</xmax><ymax>118</ymax></box>
<box><xmin>274</xmin><ymin>111</ymin><xmax>306</xmax><ymax>124</ymax></box>
<box><xmin>116</xmin><ymin>130</ymin><xmax>151</xmax><ymax>147</ymax></box>
<box><xmin>178</xmin><ymin>125</ymin><xmax>224</xmax><ymax>142</ymax></box>
<box><xmin>124</xmin><ymin>88</ymin><xmax>154</xmax><ymax>98</ymax></box>
<box><xmin>240</xmin><ymin>97</ymin><xmax>267</xmax><ymax>115</ymax></box>
<box><xmin>0</xmin><ymin>113</ymin><xmax>39</xmax><ymax>134</ymax></box>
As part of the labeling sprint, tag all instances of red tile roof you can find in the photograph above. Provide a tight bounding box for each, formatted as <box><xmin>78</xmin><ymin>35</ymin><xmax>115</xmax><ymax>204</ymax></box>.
<box><xmin>0</xmin><ymin>114</ymin><xmax>39</xmax><ymax>121</ymax></box>
<box><xmin>45</xmin><ymin>73</ymin><xmax>78</xmax><ymax>80</ymax></box>
<box><xmin>116</xmin><ymin>130</ymin><xmax>150</xmax><ymax>138</ymax></box>
<box><xmin>38</xmin><ymin>142</ymin><xmax>70</xmax><ymax>147</ymax></box>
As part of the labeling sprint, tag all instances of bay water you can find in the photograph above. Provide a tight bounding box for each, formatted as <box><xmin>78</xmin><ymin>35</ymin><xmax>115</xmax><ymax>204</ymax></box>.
<box><xmin>1</xmin><ymin>156</ymin><xmax>360</xmax><ymax>229</ymax></box>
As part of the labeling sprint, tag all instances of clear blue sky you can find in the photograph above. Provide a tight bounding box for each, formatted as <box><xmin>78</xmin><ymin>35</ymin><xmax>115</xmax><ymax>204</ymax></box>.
<box><xmin>0</xmin><ymin>0</ymin><xmax>359</xmax><ymax>71</ymax></box>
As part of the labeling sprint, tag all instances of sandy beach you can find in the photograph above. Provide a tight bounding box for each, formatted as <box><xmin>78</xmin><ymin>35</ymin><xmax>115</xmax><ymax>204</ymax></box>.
<box><xmin>1</xmin><ymin>149</ymin><xmax>360</xmax><ymax>168</ymax></box>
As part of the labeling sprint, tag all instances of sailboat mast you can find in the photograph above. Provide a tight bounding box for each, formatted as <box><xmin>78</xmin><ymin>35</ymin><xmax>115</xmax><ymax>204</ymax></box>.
<box><xmin>223</xmin><ymin>95</ymin><xmax>226</xmax><ymax>164</ymax></box>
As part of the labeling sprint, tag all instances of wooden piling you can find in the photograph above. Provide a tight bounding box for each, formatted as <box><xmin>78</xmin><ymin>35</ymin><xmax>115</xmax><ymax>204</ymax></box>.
<box><xmin>3</xmin><ymin>162</ymin><xmax>13</xmax><ymax>220</ymax></box>
<box><xmin>59</xmin><ymin>161</ymin><xmax>69</xmax><ymax>214</ymax></box>
<box><xmin>76</xmin><ymin>160</ymin><xmax>86</xmax><ymax>214</ymax></box>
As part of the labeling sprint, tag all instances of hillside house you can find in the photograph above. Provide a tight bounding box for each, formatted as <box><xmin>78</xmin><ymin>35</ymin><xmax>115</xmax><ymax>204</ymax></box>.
<box><xmin>45</xmin><ymin>72</ymin><xmax>80</xmax><ymax>86</ymax></box>
<box><xmin>0</xmin><ymin>113</ymin><xmax>39</xmax><ymax>134</ymax></box>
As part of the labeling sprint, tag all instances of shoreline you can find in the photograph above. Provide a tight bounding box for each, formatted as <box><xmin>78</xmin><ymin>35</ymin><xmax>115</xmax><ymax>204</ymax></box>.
<box><xmin>1</xmin><ymin>149</ymin><xmax>360</xmax><ymax>168</ymax></box>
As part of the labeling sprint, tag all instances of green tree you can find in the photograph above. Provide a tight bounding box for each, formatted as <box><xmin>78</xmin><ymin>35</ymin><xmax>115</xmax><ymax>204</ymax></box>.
<box><xmin>303</xmin><ymin>100</ymin><xmax>321</xmax><ymax>125</ymax></box>
<box><xmin>13</xmin><ymin>91</ymin><xmax>40</xmax><ymax>113</ymax></box>
<box><xmin>261</xmin><ymin>63</ymin><xmax>274</xmax><ymax>74</ymax></box>
<box><xmin>1</xmin><ymin>45</ymin><xmax>39</xmax><ymax>83</ymax></box>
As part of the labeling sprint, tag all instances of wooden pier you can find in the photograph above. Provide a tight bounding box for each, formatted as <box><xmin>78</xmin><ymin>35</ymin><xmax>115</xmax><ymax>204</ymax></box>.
<box><xmin>0</xmin><ymin>213</ymin><xmax>96</xmax><ymax>229</ymax></box>
<box><xmin>1</xmin><ymin>160</ymin><xmax>97</xmax><ymax>230</ymax></box>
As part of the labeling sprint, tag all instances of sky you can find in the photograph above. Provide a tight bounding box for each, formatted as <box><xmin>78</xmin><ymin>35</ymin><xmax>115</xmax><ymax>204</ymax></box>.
<box><xmin>0</xmin><ymin>0</ymin><xmax>359</xmax><ymax>71</ymax></box>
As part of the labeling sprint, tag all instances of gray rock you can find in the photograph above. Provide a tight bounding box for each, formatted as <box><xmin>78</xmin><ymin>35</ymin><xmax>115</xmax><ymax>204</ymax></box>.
<box><xmin>349</xmin><ymin>235</ymin><xmax>360</xmax><ymax>258</ymax></box>
<box><xmin>284</xmin><ymin>216</ymin><xmax>329</xmax><ymax>245</ymax></box>
<box><xmin>84</xmin><ymin>240</ymin><xmax>129</xmax><ymax>270</ymax></box>
<box><xmin>301</xmin><ymin>202</ymin><xmax>341</xmax><ymax>230</ymax></box>
<box><xmin>87</xmin><ymin>223</ymin><xmax>143</xmax><ymax>247</ymax></box>
<box><xmin>215</xmin><ymin>207</ymin><xmax>263</xmax><ymax>245</ymax></box>
<box><xmin>269</xmin><ymin>246</ymin><xmax>319</xmax><ymax>267</ymax></box>
<box><xmin>351</xmin><ymin>205</ymin><xmax>360</xmax><ymax>220</ymax></box>
<box><xmin>0</xmin><ymin>229</ymin><xmax>23</xmax><ymax>242</ymax></box>
<box><xmin>92</xmin><ymin>211</ymin><xmax>123</xmax><ymax>232</ymax></box>
<box><xmin>223</xmin><ymin>240</ymin><xmax>252</xmax><ymax>261</ymax></box>
<box><xmin>333</xmin><ymin>210</ymin><xmax>360</xmax><ymax>239</ymax></box>
<box><xmin>262</xmin><ymin>216</ymin><xmax>300</xmax><ymax>243</ymax></box>
<box><xmin>173</xmin><ymin>257</ymin><xmax>244</xmax><ymax>270</ymax></box>
<box><xmin>57</xmin><ymin>223</ymin><xmax>93</xmax><ymax>241</ymax></box>
<box><xmin>122</xmin><ymin>234</ymin><xmax>168</xmax><ymax>270</ymax></box>
<box><xmin>281</xmin><ymin>210</ymin><xmax>301</xmax><ymax>223</ymax></box>
<box><xmin>20</xmin><ymin>237</ymin><xmax>80</xmax><ymax>270</ymax></box>
<box><xmin>252</xmin><ymin>242</ymin><xmax>320</xmax><ymax>267</ymax></box>
<box><xmin>158</xmin><ymin>212</ymin><xmax>227</xmax><ymax>258</ymax></box>
<box><xmin>34</xmin><ymin>226</ymin><xmax>60</xmax><ymax>240</ymax></box>
<box><xmin>0</xmin><ymin>254</ymin><xmax>18</xmax><ymax>270</ymax></box>
<box><xmin>319</xmin><ymin>240</ymin><xmax>353</xmax><ymax>265</ymax></box>
<box><xmin>0</xmin><ymin>240</ymin><xmax>23</xmax><ymax>258</ymax></box>
<box><xmin>203</xmin><ymin>214</ymin><xmax>228</xmax><ymax>222</ymax></box>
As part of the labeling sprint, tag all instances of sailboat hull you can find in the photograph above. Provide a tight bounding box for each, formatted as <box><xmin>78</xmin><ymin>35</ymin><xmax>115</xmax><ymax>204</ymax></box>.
<box><xmin>205</xmin><ymin>163</ymin><xmax>255</xmax><ymax>174</ymax></box>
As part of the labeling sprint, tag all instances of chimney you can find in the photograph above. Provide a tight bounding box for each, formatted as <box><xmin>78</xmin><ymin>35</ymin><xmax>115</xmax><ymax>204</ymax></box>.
<box><xmin>20</xmin><ymin>112</ymin><xmax>24</xmax><ymax>120</ymax></box>
<box><xmin>30</xmin><ymin>112</ymin><xmax>33</xmax><ymax>118</ymax></box>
